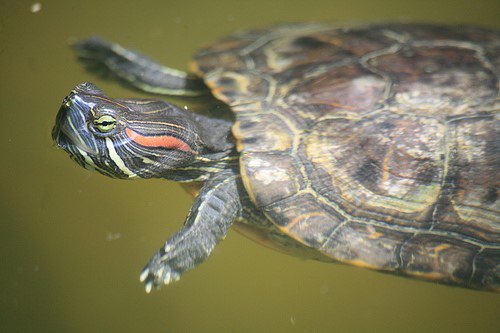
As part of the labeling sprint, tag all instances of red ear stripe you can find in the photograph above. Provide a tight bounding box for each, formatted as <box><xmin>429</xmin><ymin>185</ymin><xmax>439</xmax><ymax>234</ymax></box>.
<box><xmin>125</xmin><ymin>127</ymin><xmax>193</xmax><ymax>152</ymax></box>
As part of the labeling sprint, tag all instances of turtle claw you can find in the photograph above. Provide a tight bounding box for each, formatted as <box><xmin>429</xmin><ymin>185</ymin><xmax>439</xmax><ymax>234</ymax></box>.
<box><xmin>144</xmin><ymin>279</ymin><xmax>154</xmax><ymax>294</ymax></box>
<box><xmin>139</xmin><ymin>267</ymin><xmax>150</xmax><ymax>283</ymax></box>
<box><xmin>139</xmin><ymin>257</ymin><xmax>182</xmax><ymax>293</ymax></box>
<box><xmin>139</xmin><ymin>267</ymin><xmax>155</xmax><ymax>293</ymax></box>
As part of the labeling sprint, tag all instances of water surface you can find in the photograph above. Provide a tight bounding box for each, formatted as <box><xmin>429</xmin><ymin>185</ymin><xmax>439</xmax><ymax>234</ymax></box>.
<box><xmin>0</xmin><ymin>1</ymin><xmax>499</xmax><ymax>332</ymax></box>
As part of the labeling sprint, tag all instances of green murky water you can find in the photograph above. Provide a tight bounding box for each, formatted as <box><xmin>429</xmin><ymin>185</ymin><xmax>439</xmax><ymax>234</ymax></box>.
<box><xmin>1</xmin><ymin>0</ymin><xmax>499</xmax><ymax>332</ymax></box>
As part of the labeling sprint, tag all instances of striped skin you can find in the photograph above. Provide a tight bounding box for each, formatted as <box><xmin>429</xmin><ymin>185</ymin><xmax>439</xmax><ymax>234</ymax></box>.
<box><xmin>53</xmin><ymin>82</ymin><xmax>249</xmax><ymax>291</ymax></box>
<box><xmin>73</xmin><ymin>37</ymin><xmax>208</xmax><ymax>96</ymax></box>
<box><xmin>53</xmin><ymin>82</ymin><xmax>235</xmax><ymax>182</ymax></box>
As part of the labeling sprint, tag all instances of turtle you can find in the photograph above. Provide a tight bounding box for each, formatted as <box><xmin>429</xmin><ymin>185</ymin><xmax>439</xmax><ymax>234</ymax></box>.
<box><xmin>52</xmin><ymin>22</ymin><xmax>500</xmax><ymax>293</ymax></box>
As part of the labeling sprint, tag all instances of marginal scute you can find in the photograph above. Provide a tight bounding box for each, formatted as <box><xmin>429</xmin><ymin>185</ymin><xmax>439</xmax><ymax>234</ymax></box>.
<box><xmin>206</xmin><ymin>71</ymin><xmax>271</xmax><ymax>106</ymax></box>
<box><xmin>190</xmin><ymin>33</ymin><xmax>252</xmax><ymax>74</ymax></box>
<box><xmin>311</xmin><ymin>27</ymin><xmax>395</xmax><ymax>57</ymax></box>
<box><xmin>470</xmin><ymin>249</ymin><xmax>500</xmax><ymax>291</ymax></box>
<box><xmin>262</xmin><ymin>34</ymin><xmax>352</xmax><ymax>73</ymax></box>
<box><xmin>321</xmin><ymin>222</ymin><xmax>409</xmax><ymax>270</ymax></box>
<box><xmin>263</xmin><ymin>193</ymin><xmax>345</xmax><ymax>248</ymax></box>
<box><xmin>399</xmin><ymin>234</ymin><xmax>478</xmax><ymax>286</ymax></box>
<box><xmin>232</xmin><ymin>113</ymin><xmax>294</xmax><ymax>153</ymax></box>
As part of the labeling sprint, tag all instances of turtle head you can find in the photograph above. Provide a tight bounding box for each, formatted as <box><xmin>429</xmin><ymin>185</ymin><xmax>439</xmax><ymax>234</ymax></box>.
<box><xmin>52</xmin><ymin>82</ymin><xmax>205</xmax><ymax>180</ymax></box>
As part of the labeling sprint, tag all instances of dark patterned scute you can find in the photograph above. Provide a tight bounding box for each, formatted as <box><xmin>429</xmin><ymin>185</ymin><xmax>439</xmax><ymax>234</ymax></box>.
<box><xmin>192</xmin><ymin>23</ymin><xmax>500</xmax><ymax>291</ymax></box>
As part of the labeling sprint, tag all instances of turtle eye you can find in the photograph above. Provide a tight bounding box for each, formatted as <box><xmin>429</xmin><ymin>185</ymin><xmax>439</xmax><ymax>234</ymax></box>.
<box><xmin>93</xmin><ymin>115</ymin><xmax>116</xmax><ymax>133</ymax></box>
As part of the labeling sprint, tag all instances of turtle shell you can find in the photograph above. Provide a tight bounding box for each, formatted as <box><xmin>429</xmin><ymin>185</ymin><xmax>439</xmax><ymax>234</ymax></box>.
<box><xmin>191</xmin><ymin>23</ymin><xmax>500</xmax><ymax>291</ymax></box>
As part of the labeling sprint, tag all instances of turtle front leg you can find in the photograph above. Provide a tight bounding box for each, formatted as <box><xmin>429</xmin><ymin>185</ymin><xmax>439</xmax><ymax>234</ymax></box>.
<box><xmin>140</xmin><ymin>169</ymin><xmax>243</xmax><ymax>292</ymax></box>
<box><xmin>73</xmin><ymin>37</ymin><xmax>209</xmax><ymax>96</ymax></box>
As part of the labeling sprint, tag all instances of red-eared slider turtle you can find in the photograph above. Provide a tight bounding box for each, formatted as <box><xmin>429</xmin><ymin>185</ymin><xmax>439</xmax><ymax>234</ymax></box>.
<box><xmin>52</xmin><ymin>23</ymin><xmax>500</xmax><ymax>292</ymax></box>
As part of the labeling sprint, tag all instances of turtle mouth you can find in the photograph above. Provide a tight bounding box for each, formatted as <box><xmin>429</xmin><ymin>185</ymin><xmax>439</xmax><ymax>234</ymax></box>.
<box><xmin>51</xmin><ymin>109</ymin><xmax>70</xmax><ymax>150</ymax></box>
<box><xmin>52</xmin><ymin>127</ymin><xmax>69</xmax><ymax>150</ymax></box>
<box><xmin>52</xmin><ymin>98</ymin><xmax>99</xmax><ymax>155</ymax></box>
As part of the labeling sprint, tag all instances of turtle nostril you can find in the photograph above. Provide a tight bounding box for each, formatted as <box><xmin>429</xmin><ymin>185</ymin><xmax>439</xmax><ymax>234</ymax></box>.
<box><xmin>75</xmin><ymin>82</ymin><xmax>105</xmax><ymax>95</ymax></box>
<box><xmin>62</xmin><ymin>95</ymin><xmax>73</xmax><ymax>107</ymax></box>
